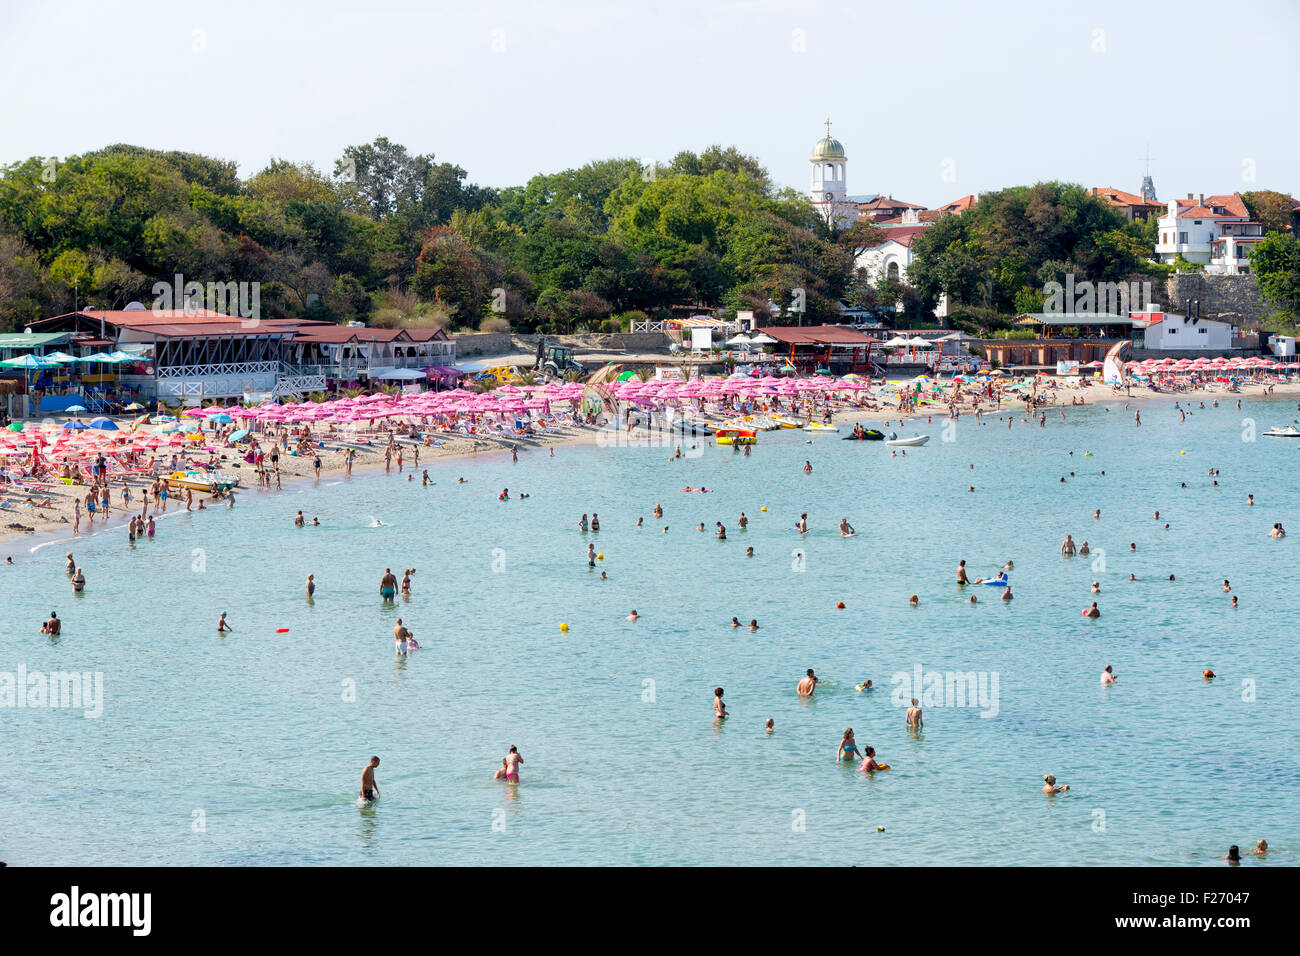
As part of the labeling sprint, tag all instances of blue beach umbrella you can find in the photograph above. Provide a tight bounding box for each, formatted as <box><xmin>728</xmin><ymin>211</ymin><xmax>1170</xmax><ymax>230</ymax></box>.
<box><xmin>88</xmin><ymin>418</ymin><xmax>119</xmax><ymax>430</ymax></box>
<box><xmin>209</xmin><ymin>413</ymin><xmax>234</xmax><ymax>424</ymax></box>
<box><xmin>61</xmin><ymin>420</ymin><xmax>90</xmax><ymax>430</ymax></box>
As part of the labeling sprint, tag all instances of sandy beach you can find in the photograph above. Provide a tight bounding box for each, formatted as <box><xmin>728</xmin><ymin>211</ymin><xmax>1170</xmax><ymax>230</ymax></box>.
<box><xmin>5</xmin><ymin>377</ymin><xmax>1297</xmax><ymax>551</ymax></box>
<box><xmin>0</xmin><ymin>418</ymin><xmax>601</xmax><ymax>550</ymax></box>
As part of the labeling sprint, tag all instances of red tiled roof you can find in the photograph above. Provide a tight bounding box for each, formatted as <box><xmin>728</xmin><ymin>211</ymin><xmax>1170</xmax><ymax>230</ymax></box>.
<box><xmin>936</xmin><ymin>194</ymin><xmax>978</xmax><ymax>214</ymax></box>
<box><xmin>758</xmin><ymin>325</ymin><xmax>878</xmax><ymax>345</ymax></box>
<box><xmin>858</xmin><ymin>196</ymin><xmax>926</xmax><ymax>211</ymax></box>
<box><xmin>1203</xmin><ymin>193</ymin><xmax>1250</xmax><ymax>217</ymax></box>
<box><xmin>293</xmin><ymin>327</ymin><xmax>448</xmax><ymax>344</ymax></box>
<box><xmin>869</xmin><ymin>225</ymin><xmax>930</xmax><ymax>248</ymax></box>
<box><xmin>1089</xmin><ymin>186</ymin><xmax>1162</xmax><ymax>208</ymax></box>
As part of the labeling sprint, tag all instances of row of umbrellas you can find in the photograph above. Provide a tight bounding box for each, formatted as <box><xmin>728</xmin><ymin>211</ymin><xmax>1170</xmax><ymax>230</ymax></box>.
<box><xmin>0</xmin><ymin>351</ymin><xmax>139</xmax><ymax>369</ymax></box>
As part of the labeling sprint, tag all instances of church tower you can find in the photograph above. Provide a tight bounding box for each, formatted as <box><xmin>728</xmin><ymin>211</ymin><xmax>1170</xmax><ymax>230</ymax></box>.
<box><xmin>809</xmin><ymin>118</ymin><xmax>855</xmax><ymax>229</ymax></box>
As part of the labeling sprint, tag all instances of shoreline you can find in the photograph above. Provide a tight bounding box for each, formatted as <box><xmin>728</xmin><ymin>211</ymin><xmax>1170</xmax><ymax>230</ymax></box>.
<box><xmin>5</xmin><ymin>380</ymin><xmax>1297</xmax><ymax>552</ymax></box>
<box><xmin>1</xmin><ymin>420</ymin><xmax>602</xmax><ymax>553</ymax></box>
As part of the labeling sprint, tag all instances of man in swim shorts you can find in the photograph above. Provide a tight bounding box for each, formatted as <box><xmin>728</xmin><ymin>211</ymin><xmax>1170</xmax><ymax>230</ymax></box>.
<box><xmin>380</xmin><ymin>568</ymin><xmax>398</xmax><ymax>600</ymax></box>
<box><xmin>360</xmin><ymin>755</ymin><xmax>380</xmax><ymax>802</ymax></box>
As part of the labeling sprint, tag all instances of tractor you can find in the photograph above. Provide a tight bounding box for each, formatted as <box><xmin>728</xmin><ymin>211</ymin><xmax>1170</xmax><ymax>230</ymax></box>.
<box><xmin>536</xmin><ymin>340</ymin><xmax>587</xmax><ymax>379</ymax></box>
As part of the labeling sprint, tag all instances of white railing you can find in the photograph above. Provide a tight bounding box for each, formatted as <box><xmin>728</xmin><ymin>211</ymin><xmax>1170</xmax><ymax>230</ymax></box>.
<box><xmin>156</xmin><ymin>361</ymin><xmax>280</xmax><ymax>379</ymax></box>
<box><xmin>630</xmin><ymin>319</ymin><xmax>666</xmax><ymax>333</ymax></box>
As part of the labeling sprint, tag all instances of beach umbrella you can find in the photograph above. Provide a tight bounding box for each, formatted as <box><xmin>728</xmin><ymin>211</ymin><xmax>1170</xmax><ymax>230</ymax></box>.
<box><xmin>88</xmin><ymin>418</ymin><xmax>119</xmax><ymax>430</ymax></box>
<box><xmin>5</xmin><ymin>422</ymin><xmax>23</xmax><ymax>432</ymax></box>
<box><xmin>209</xmin><ymin>413</ymin><xmax>235</xmax><ymax>424</ymax></box>
<box><xmin>61</xmin><ymin>420</ymin><xmax>90</xmax><ymax>430</ymax></box>
<box><xmin>65</xmin><ymin>404</ymin><xmax>87</xmax><ymax>415</ymax></box>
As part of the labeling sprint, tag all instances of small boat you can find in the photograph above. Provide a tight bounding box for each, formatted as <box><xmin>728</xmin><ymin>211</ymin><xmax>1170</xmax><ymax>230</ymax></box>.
<box><xmin>769</xmin><ymin>416</ymin><xmax>802</xmax><ymax>429</ymax></box>
<box><xmin>165</xmin><ymin>470</ymin><xmax>241</xmax><ymax>493</ymax></box>
<box><xmin>885</xmin><ymin>434</ymin><xmax>930</xmax><ymax>447</ymax></box>
<box><xmin>802</xmin><ymin>422</ymin><xmax>839</xmax><ymax>432</ymax></box>
<box><xmin>842</xmin><ymin>429</ymin><xmax>884</xmax><ymax>441</ymax></box>
<box><xmin>1264</xmin><ymin>425</ymin><xmax>1300</xmax><ymax>438</ymax></box>
<box><xmin>715</xmin><ymin>428</ymin><xmax>757</xmax><ymax>446</ymax></box>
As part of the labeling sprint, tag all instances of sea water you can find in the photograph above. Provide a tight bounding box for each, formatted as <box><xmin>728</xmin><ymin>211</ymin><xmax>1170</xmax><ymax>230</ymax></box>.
<box><xmin>1</xmin><ymin>397</ymin><xmax>1297</xmax><ymax>865</ymax></box>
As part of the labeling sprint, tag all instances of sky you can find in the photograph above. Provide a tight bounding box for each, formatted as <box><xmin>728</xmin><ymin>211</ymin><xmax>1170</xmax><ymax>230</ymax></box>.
<box><xmin>2</xmin><ymin>0</ymin><xmax>1297</xmax><ymax>206</ymax></box>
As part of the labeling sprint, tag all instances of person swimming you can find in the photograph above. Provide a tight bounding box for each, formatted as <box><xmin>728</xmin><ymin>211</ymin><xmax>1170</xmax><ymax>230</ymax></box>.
<box><xmin>839</xmin><ymin>518</ymin><xmax>855</xmax><ymax>536</ymax></box>
<box><xmin>1101</xmin><ymin>664</ymin><xmax>1117</xmax><ymax>685</ymax></box>
<box><xmin>1042</xmin><ymin>774</ymin><xmax>1069</xmax><ymax>794</ymax></box>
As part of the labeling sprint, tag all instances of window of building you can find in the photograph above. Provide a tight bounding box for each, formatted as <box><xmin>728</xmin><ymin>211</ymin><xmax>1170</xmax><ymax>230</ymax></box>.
<box><xmin>1198</xmin><ymin>327</ymin><xmax>1207</xmax><ymax>334</ymax></box>
<box><xmin>1179</xmin><ymin>232</ymin><xmax>1188</xmax><ymax>243</ymax></box>
<box><xmin>1169</xmin><ymin>327</ymin><xmax>1178</xmax><ymax>334</ymax></box>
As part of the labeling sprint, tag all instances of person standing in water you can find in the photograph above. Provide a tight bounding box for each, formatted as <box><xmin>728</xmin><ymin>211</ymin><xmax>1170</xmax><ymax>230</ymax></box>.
<box><xmin>306</xmin><ymin>573</ymin><xmax>316</xmax><ymax>598</ymax></box>
<box><xmin>380</xmin><ymin>569</ymin><xmax>398</xmax><ymax>601</ymax></box>
<box><xmin>504</xmin><ymin>745</ymin><xmax>523</xmax><ymax>782</ymax></box>
<box><xmin>713</xmin><ymin>687</ymin><xmax>728</xmax><ymax>719</ymax></box>
<box><xmin>360</xmin><ymin>756</ymin><xmax>380</xmax><ymax>802</ymax></box>
<box><xmin>797</xmin><ymin>669</ymin><xmax>819</xmax><ymax>697</ymax></box>
<box><xmin>906</xmin><ymin>697</ymin><xmax>923</xmax><ymax>729</ymax></box>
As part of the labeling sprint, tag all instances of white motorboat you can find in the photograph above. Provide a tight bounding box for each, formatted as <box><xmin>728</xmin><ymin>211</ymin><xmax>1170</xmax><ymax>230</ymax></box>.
<box><xmin>1264</xmin><ymin>425</ymin><xmax>1300</xmax><ymax>438</ymax></box>
<box><xmin>884</xmin><ymin>434</ymin><xmax>930</xmax><ymax>447</ymax></box>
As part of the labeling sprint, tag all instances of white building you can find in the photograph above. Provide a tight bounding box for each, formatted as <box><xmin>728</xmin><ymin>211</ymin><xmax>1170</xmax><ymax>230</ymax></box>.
<box><xmin>1131</xmin><ymin>310</ymin><xmax>1237</xmax><ymax>350</ymax></box>
<box><xmin>808</xmin><ymin>119</ymin><xmax>858</xmax><ymax>231</ymax></box>
<box><xmin>1155</xmin><ymin>193</ymin><xmax>1263</xmax><ymax>267</ymax></box>
<box><xmin>853</xmin><ymin>224</ymin><xmax>928</xmax><ymax>284</ymax></box>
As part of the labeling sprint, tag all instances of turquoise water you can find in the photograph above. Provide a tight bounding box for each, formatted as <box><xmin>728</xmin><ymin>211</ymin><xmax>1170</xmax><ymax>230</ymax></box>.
<box><xmin>2</xmin><ymin>396</ymin><xmax>1298</xmax><ymax>866</ymax></box>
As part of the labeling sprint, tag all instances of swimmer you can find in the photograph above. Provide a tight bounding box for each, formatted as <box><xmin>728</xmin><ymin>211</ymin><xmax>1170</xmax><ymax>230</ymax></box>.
<box><xmin>306</xmin><ymin>573</ymin><xmax>316</xmax><ymax>598</ymax></box>
<box><xmin>857</xmin><ymin>680</ymin><xmax>874</xmax><ymax>693</ymax></box>
<box><xmin>71</xmin><ymin>567</ymin><xmax>85</xmax><ymax>592</ymax></box>
<box><xmin>1100</xmin><ymin>664</ymin><xmax>1117</xmax><ymax>685</ymax></box>
<box><xmin>839</xmin><ymin>518</ymin><xmax>855</xmax><ymax>536</ymax></box>
<box><xmin>713</xmin><ymin>687</ymin><xmax>727</xmax><ymax>719</ymax></box>
<box><xmin>1222</xmin><ymin>580</ymin><xmax>1231</xmax><ymax>592</ymax></box>
<box><xmin>587</xmin><ymin>543</ymin><xmax>596</xmax><ymax>567</ymax></box>
<box><xmin>1249</xmin><ymin>839</ymin><xmax>1269</xmax><ymax>856</ymax></box>
<box><xmin>626</xmin><ymin>609</ymin><xmax>639</xmax><ymax>621</ymax></box>
<box><xmin>360</xmin><ymin>755</ymin><xmax>380</xmax><ymax>802</ymax></box>
<box><xmin>730</xmin><ymin>617</ymin><xmax>741</xmax><ymax>628</ymax></box>
<box><xmin>765</xmin><ymin>718</ymin><xmax>774</xmax><ymax>734</ymax></box>
<box><xmin>501</xmin><ymin>749</ymin><xmax>522</xmax><ymax>785</ymax></box>
<box><xmin>1060</xmin><ymin>534</ymin><xmax>1077</xmax><ymax>556</ymax></box>
<box><xmin>1247</xmin><ymin>494</ymin><xmax>1253</xmax><ymax>506</ymax></box>
<box><xmin>1042</xmin><ymin>774</ymin><xmax>1069</xmax><ymax>795</ymax></box>
<box><xmin>217</xmin><ymin>612</ymin><xmax>231</xmax><ymax>632</ymax></box>
<box><xmin>1084</xmin><ymin>602</ymin><xmax>1100</xmax><ymax>618</ymax></box>
<box><xmin>909</xmin><ymin>594</ymin><xmax>919</xmax><ymax>606</ymax></box>
<box><xmin>795</xmin><ymin>513</ymin><xmax>809</xmax><ymax>533</ymax></box>
<box><xmin>492</xmin><ymin>758</ymin><xmax>509</xmax><ymax>781</ymax></box>
<box><xmin>745</xmin><ymin>547</ymin><xmax>754</xmax><ymax>557</ymax></box>
<box><xmin>797</xmin><ymin>669</ymin><xmax>819</xmax><ymax>697</ymax></box>
<box><xmin>1093</xmin><ymin>509</ymin><xmax>1100</xmax><ymax>519</ymax></box>
<box><xmin>1079</xmin><ymin>541</ymin><xmax>1090</xmax><ymax>555</ymax></box>
<box><xmin>43</xmin><ymin>611</ymin><xmax>61</xmax><ymax>636</ymax></box>
<box><xmin>715</xmin><ymin>522</ymin><xmax>727</xmax><ymax>539</ymax></box>
<box><xmin>856</xmin><ymin>746</ymin><xmax>884</xmax><ymax>773</ymax></box>
<box><xmin>1231</xmin><ymin>595</ymin><xmax>1238</xmax><ymax>608</ymax></box>
<box><xmin>1223</xmin><ymin>845</ymin><xmax>1241</xmax><ymax>863</ymax></box>
<box><xmin>803</xmin><ymin>460</ymin><xmax>812</xmax><ymax>474</ymax></box>
<box><xmin>599</xmin><ymin>571</ymin><xmax>607</xmax><ymax>580</ymax></box>
<box><xmin>1091</xmin><ymin>581</ymin><xmax>1100</xmax><ymax>594</ymax></box>
<box><xmin>738</xmin><ymin>512</ymin><xmax>748</xmax><ymax>529</ymax></box>
<box><xmin>906</xmin><ymin>697</ymin><xmax>923</xmax><ymax>729</ymax></box>
<box><xmin>65</xmin><ymin>552</ymin><xmax>75</xmax><ymax>575</ymax></box>
<box><xmin>748</xmin><ymin>619</ymin><xmax>759</xmax><ymax>631</ymax></box>
<box><xmin>380</xmin><ymin>568</ymin><xmax>398</xmax><ymax>600</ymax></box>
<box><xmin>1003</xmin><ymin>560</ymin><xmax>1014</xmax><ymax>571</ymax></box>
<box><xmin>294</xmin><ymin>510</ymin><xmax>305</xmax><ymax>527</ymax></box>
<box><xmin>837</xmin><ymin>728</ymin><xmax>862</xmax><ymax>762</ymax></box>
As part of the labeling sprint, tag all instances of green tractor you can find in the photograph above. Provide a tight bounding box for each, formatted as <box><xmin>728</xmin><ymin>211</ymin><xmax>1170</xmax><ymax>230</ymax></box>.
<box><xmin>536</xmin><ymin>340</ymin><xmax>587</xmax><ymax>379</ymax></box>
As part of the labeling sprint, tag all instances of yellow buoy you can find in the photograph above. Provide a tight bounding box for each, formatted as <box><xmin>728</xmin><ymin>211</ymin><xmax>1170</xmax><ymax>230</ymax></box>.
<box><xmin>560</xmin><ymin>622</ymin><xmax>569</xmax><ymax>632</ymax></box>
<box><xmin>1180</xmin><ymin>450</ymin><xmax>1186</xmax><ymax>455</ymax></box>
<box><xmin>760</xmin><ymin>506</ymin><xmax>767</xmax><ymax>512</ymax></box>
<box><xmin>597</xmin><ymin>553</ymin><xmax>604</xmax><ymax>560</ymax></box>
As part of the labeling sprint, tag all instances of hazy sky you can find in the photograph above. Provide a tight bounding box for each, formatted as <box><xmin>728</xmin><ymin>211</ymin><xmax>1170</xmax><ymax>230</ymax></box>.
<box><xmin>2</xmin><ymin>0</ymin><xmax>1297</xmax><ymax>205</ymax></box>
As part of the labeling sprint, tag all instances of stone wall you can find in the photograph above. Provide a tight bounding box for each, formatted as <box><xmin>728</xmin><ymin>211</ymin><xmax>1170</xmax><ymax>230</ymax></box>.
<box><xmin>1165</xmin><ymin>273</ymin><xmax>1265</xmax><ymax>326</ymax></box>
